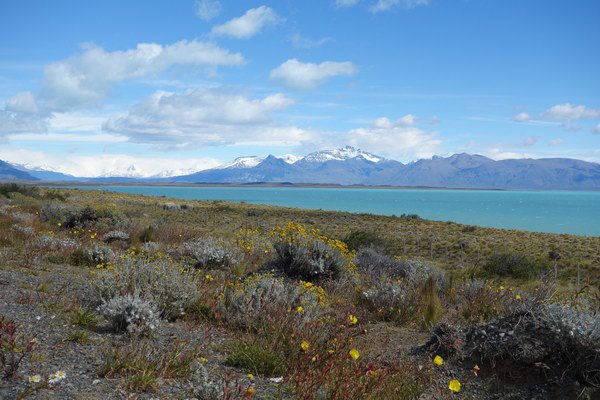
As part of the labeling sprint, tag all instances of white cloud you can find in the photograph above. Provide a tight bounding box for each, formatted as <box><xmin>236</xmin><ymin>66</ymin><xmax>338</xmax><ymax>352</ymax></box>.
<box><xmin>8</xmin><ymin>132</ymin><xmax>128</xmax><ymax>143</ymax></box>
<box><xmin>48</xmin><ymin>112</ymin><xmax>107</xmax><ymax>132</ymax></box>
<box><xmin>513</xmin><ymin>112</ymin><xmax>531</xmax><ymax>122</ymax></box>
<box><xmin>270</xmin><ymin>59</ymin><xmax>356</xmax><ymax>90</ymax></box>
<box><xmin>548</xmin><ymin>138</ymin><xmax>563</xmax><ymax>146</ymax></box>
<box><xmin>520</xmin><ymin>136</ymin><xmax>539</xmax><ymax>147</ymax></box>
<box><xmin>542</xmin><ymin>102</ymin><xmax>600</xmax><ymax>120</ymax></box>
<box><xmin>211</xmin><ymin>6</ymin><xmax>281</xmax><ymax>39</ymax></box>
<box><xmin>592</xmin><ymin>123</ymin><xmax>600</xmax><ymax>135</ymax></box>
<box><xmin>0</xmin><ymin>92</ymin><xmax>48</xmax><ymax>137</ymax></box>
<box><xmin>290</xmin><ymin>34</ymin><xmax>331</xmax><ymax>49</ymax></box>
<box><xmin>486</xmin><ymin>150</ymin><xmax>538</xmax><ymax>160</ymax></box>
<box><xmin>103</xmin><ymin>88</ymin><xmax>310</xmax><ymax>147</ymax></box>
<box><xmin>343</xmin><ymin>116</ymin><xmax>441</xmax><ymax>159</ymax></box>
<box><xmin>41</xmin><ymin>40</ymin><xmax>245</xmax><ymax>111</ymax></box>
<box><xmin>6</xmin><ymin>91</ymin><xmax>40</xmax><ymax>114</ymax></box>
<box><xmin>372</xmin><ymin>114</ymin><xmax>417</xmax><ymax>128</ymax></box>
<box><xmin>335</xmin><ymin>0</ymin><xmax>360</xmax><ymax>7</ymax></box>
<box><xmin>195</xmin><ymin>0</ymin><xmax>222</xmax><ymax>21</ymax></box>
<box><xmin>0</xmin><ymin>147</ymin><xmax>220</xmax><ymax>178</ymax></box>
<box><xmin>370</xmin><ymin>0</ymin><xmax>429</xmax><ymax>13</ymax></box>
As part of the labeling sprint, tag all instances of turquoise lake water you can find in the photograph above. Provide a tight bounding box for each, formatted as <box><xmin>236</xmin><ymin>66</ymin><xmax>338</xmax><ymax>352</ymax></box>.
<box><xmin>63</xmin><ymin>186</ymin><xmax>600</xmax><ymax>236</ymax></box>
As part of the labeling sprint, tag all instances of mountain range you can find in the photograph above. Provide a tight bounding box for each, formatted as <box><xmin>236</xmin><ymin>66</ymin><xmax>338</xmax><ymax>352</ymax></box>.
<box><xmin>1</xmin><ymin>146</ymin><xmax>599</xmax><ymax>190</ymax></box>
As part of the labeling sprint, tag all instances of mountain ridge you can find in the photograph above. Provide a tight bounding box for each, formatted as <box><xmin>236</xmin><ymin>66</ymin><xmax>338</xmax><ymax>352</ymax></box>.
<box><xmin>2</xmin><ymin>146</ymin><xmax>600</xmax><ymax>190</ymax></box>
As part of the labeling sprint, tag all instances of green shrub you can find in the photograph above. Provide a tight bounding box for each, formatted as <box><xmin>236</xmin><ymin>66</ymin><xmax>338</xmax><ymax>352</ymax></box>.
<box><xmin>0</xmin><ymin>183</ymin><xmax>36</xmax><ymax>198</ymax></box>
<box><xmin>343</xmin><ymin>229</ymin><xmax>388</xmax><ymax>252</ymax></box>
<box><xmin>225</xmin><ymin>339</ymin><xmax>286</xmax><ymax>376</ymax></box>
<box><xmin>483</xmin><ymin>252</ymin><xmax>546</xmax><ymax>279</ymax></box>
<box><xmin>139</xmin><ymin>225</ymin><xmax>156</xmax><ymax>243</ymax></box>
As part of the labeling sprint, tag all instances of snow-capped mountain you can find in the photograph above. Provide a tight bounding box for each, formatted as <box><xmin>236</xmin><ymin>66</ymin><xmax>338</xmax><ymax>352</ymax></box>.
<box><xmin>217</xmin><ymin>156</ymin><xmax>263</xmax><ymax>169</ymax></box>
<box><xmin>4</xmin><ymin>146</ymin><xmax>600</xmax><ymax>190</ymax></box>
<box><xmin>278</xmin><ymin>154</ymin><xmax>302</xmax><ymax>164</ymax></box>
<box><xmin>98</xmin><ymin>164</ymin><xmax>146</xmax><ymax>178</ymax></box>
<box><xmin>301</xmin><ymin>146</ymin><xmax>384</xmax><ymax>163</ymax></box>
<box><xmin>151</xmin><ymin>167</ymin><xmax>206</xmax><ymax>178</ymax></box>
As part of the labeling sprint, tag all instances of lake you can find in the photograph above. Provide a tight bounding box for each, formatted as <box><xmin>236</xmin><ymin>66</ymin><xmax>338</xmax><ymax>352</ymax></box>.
<box><xmin>61</xmin><ymin>186</ymin><xmax>600</xmax><ymax>236</ymax></box>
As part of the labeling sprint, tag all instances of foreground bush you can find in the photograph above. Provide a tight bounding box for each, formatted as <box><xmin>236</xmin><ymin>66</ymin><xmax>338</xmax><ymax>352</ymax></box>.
<box><xmin>71</xmin><ymin>244</ymin><xmax>115</xmax><ymax>267</ymax></box>
<box><xmin>427</xmin><ymin>302</ymin><xmax>600</xmax><ymax>388</ymax></box>
<box><xmin>357</xmin><ymin>247</ymin><xmax>446</xmax><ymax>291</ymax></box>
<box><xmin>93</xmin><ymin>256</ymin><xmax>200</xmax><ymax>320</ymax></box>
<box><xmin>271</xmin><ymin>222</ymin><xmax>352</xmax><ymax>282</ymax></box>
<box><xmin>99</xmin><ymin>293</ymin><xmax>160</xmax><ymax>335</ymax></box>
<box><xmin>361</xmin><ymin>278</ymin><xmax>423</xmax><ymax>324</ymax></box>
<box><xmin>218</xmin><ymin>273</ymin><xmax>326</xmax><ymax>331</ymax></box>
<box><xmin>179</xmin><ymin>237</ymin><xmax>241</xmax><ymax>271</ymax></box>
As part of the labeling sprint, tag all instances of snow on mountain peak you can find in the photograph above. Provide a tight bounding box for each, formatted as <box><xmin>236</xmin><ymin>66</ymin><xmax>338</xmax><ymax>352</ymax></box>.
<box><xmin>278</xmin><ymin>154</ymin><xmax>302</xmax><ymax>164</ymax></box>
<box><xmin>302</xmin><ymin>146</ymin><xmax>384</xmax><ymax>163</ymax></box>
<box><xmin>219</xmin><ymin>156</ymin><xmax>263</xmax><ymax>169</ymax></box>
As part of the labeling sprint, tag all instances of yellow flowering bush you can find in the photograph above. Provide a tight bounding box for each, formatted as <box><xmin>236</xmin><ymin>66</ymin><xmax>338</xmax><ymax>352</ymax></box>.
<box><xmin>271</xmin><ymin>222</ymin><xmax>354</xmax><ymax>282</ymax></box>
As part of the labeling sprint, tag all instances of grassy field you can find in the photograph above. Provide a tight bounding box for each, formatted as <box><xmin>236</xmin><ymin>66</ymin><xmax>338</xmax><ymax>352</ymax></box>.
<box><xmin>0</xmin><ymin>184</ymin><xmax>598</xmax><ymax>399</ymax></box>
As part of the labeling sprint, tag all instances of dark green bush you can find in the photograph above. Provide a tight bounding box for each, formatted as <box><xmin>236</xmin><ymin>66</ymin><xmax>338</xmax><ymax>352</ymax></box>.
<box><xmin>225</xmin><ymin>339</ymin><xmax>286</xmax><ymax>376</ymax></box>
<box><xmin>139</xmin><ymin>225</ymin><xmax>156</xmax><ymax>243</ymax></box>
<box><xmin>0</xmin><ymin>183</ymin><xmax>37</xmax><ymax>198</ymax></box>
<box><xmin>483</xmin><ymin>252</ymin><xmax>546</xmax><ymax>279</ymax></box>
<box><xmin>343</xmin><ymin>229</ymin><xmax>389</xmax><ymax>252</ymax></box>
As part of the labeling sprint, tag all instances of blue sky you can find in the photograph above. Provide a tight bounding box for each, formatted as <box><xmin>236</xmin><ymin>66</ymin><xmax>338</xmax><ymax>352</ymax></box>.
<box><xmin>1</xmin><ymin>0</ymin><xmax>599</xmax><ymax>176</ymax></box>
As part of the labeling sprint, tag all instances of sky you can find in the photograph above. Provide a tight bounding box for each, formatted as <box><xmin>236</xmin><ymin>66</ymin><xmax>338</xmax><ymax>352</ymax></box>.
<box><xmin>0</xmin><ymin>0</ymin><xmax>599</xmax><ymax>177</ymax></box>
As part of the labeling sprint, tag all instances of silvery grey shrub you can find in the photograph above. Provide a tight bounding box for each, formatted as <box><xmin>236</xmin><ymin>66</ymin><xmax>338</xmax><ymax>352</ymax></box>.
<box><xmin>180</xmin><ymin>238</ymin><xmax>241</xmax><ymax>271</ymax></box>
<box><xmin>218</xmin><ymin>273</ymin><xmax>326</xmax><ymax>330</ymax></box>
<box><xmin>93</xmin><ymin>256</ymin><xmax>200</xmax><ymax>321</ymax></box>
<box><xmin>361</xmin><ymin>278</ymin><xmax>423</xmax><ymax>323</ymax></box>
<box><xmin>72</xmin><ymin>244</ymin><xmax>115</xmax><ymax>266</ymax></box>
<box><xmin>273</xmin><ymin>237</ymin><xmax>346</xmax><ymax>281</ymax></box>
<box><xmin>99</xmin><ymin>292</ymin><xmax>160</xmax><ymax>335</ymax></box>
<box><xmin>102</xmin><ymin>230</ymin><xmax>130</xmax><ymax>243</ymax></box>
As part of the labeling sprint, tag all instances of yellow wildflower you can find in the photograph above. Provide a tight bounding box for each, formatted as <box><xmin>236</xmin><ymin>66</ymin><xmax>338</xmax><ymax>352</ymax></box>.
<box><xmin>205</xmin><ymin>274</ymin><xmax>214</xmax><ymax>282</ymax></box>
<box><xmin>433</xmin><ymin>355</ymin><xmax>443</xmax><ymax>366</ymax></box>
<box><xmin>349</xmin><ymin>349</ymin><xmax>360</xmax><ymax>360</ymax></box>
<box><xmin>198</xmin><ymin>357</ymin><xmax>208</xmax><ymax>363</ymax></box>
<box><xmin>247</xmin><ymin>373</ymin><xmax>254</xmax><ymax>380</ymax></box>
<box><xmin>244</xmin><ymin>386</ymin><xmax>255</xmax><ymax>397</ymax></box>
<box><xmin>516</xmin><ymin>294</ymin><xmax>522</xmax><ymax>300</ymax></box>
<box><xmin>297</xmin><ymin>306</ymin><xmax>304</xmax><ymax>312</ymax></box>
<box><xmin>300</xmin><ymin>341</ymin><xmax>310</xmax><ymax>351</ymax></box>
<box><xmin>348</xmin><ymin>314</ymin><xmax>358</xmax><ymax>325</ymax></box>
<box><xmin>448</xmin><ymin>379</ymin><xmax>461</xmax><ymax>393</ymax></box>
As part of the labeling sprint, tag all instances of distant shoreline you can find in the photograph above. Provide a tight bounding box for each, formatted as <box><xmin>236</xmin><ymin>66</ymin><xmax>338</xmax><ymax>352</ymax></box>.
<box><xmin>37</xmin><ymin>181</ymin><xmax>509</xmax><ymax>191</ymax></box>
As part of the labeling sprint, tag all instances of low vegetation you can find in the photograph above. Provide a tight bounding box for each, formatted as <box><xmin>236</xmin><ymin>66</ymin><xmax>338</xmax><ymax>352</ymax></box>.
<box><xmin>0</xmin><ymin>182</ymin><xmax>598</xmax><ymax>398</ymax></box>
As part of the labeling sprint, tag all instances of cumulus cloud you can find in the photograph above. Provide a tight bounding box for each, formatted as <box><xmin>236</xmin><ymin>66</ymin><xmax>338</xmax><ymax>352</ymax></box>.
<box><xmin>370</xmin><ymin>0</ymin><xmax>429</xmax><ymax>12</ymax></box>
<box><xmin>548</xmin><ymin>138</ymin><xmax>564</xmax><ymax>146</ymax></box>
<box><xmin>289</xmin><ymin>34</ymin><xmax>331</xmax><ymax>49</ymax></box>
<box><xmin>0</xmin><ymin>92</ymin><xmax>49</xmax><ymax>137</ymax></box>
<box><xmin>41</xmin><ymin>40</ymin><xmax>244</xmax><ymax>111</ymax></box>
<box><xmin>342</xmin><ymin>116</ymin><xmax>441</xmax><ymax>159</ymax></box>
<box><xmin>195</xmin><ymin>0</ymin><xmax>222</xmax><ymax>21</ymax></box>
<box><xmin>211</xmin><ymin>6</ymin><xmax>281</xmax><ymax>39</ymax></box>
<box><xmin>103</xmin><ymin>88</ymin><xmax>310</xmax><ymax>147</ymax></box>
<box><xmin>520</xmin><ymin>136</ymin><xmax>539</xmax><ymax>147</ymax></box>
<box><xmin>335</xmin><ymin>0</ymin><xmax>360</xmax><ymax>7</ymax></box>
<box><xmin>513</xmin><ymin>112</ymin><xmax>531</xmax><ymax>122</ymax></box>
<box><xmin>542</xmin><ymin>103</ymin><xmax>600</xmax><ymax>121</ymax></box>
<box><xmin>270</xmin><ymin>59</ymin><xmax>356</xmax><ymax>90</ymax></box>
